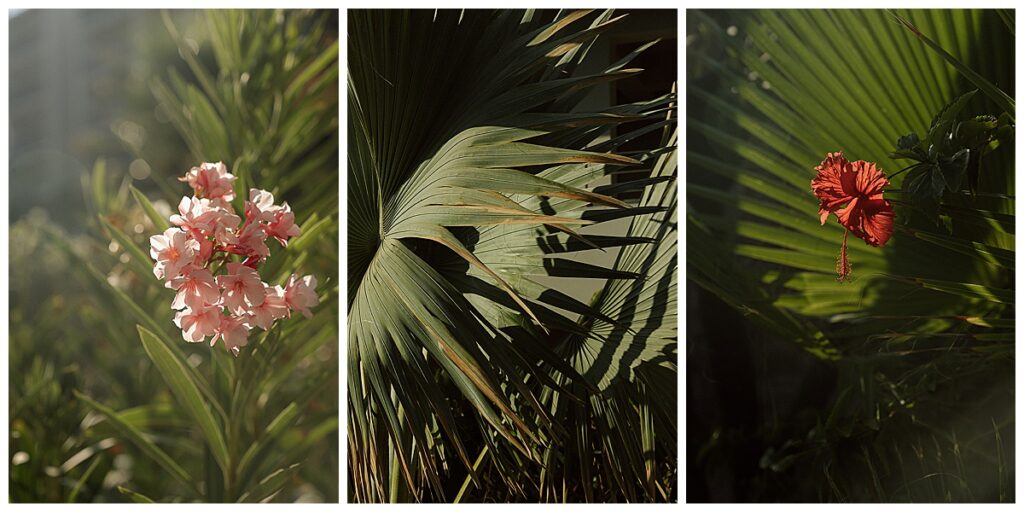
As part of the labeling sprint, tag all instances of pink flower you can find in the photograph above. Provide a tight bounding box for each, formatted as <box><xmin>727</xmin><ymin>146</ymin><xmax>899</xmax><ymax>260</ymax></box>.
<box><xmin>171</xmin><ymin>196</ymin><xmax>241</xmax><ymax>241</ymax></box>
<box><xmin>150</xmin><ymin>165</ymin><xmax>320</xmax><ymax>355</ymax></box>
<box><xmin>245</xmin><ymin>189</ymin><xmax>280</xmax><ymax>222</ymax></box>
<box><xmin>167</xmin><ymin>267</ymin><xmax>220</xmax><ymax>310</ymax></box>
<box><xmin>216</xmin><ymin>262</ymin><xmax>266</xmax><ymax>315</ymax></box>
<box><xmin>235</xmin><ymin>221</ymin><xmax>270</xmax><ymax>260</ymax></box>
<box><xmin>285</xmin><ymin>274</ymin><xmax>319</xmax><ymax>319</ymax></box>
<box><xmin>170</xmin><ymin>196</ymin><xmax>218</xmax><ymax>234</ymax></box>
<box><xmin>178</xmin><ymin>162</ymin><xmax>237</xmax><ymax>201</ymax></box>
<box><xmin>196</xmin><ymin>236</ymin><xmax>215</xmax><ymax>265</ymax></box>
<box><xmin>150</xmin><ymin>227</ymin><xmax>200</xmax><ymax>280</ymax></box>
<box><xmin>213</xmin><ymin>314</ymin><xmax>251</xmax><ymax>355</ymax></box>
<box><xmin>266</xmin><ymin>204</ymin><xmax>302</xmax><ymax>246</ymax></box>
<box><xmin>173</xmin><ymin>304</ymin><xmax>221</xmax><ymax>343</ymax></box>
<box><xmin>211</xmin><ymin>216</ymin><xmax>242</xmax><ymax>248</ymax></box>
<box><xmin>250</xmin><ymin>285</ymin><xmax>289</xmax><ymax>330</ymax></box>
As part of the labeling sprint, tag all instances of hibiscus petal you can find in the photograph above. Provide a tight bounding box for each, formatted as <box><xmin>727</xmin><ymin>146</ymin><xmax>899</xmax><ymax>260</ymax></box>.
<box><xmin>856</xmin><ymin>199</ymin><xmax>895</xmax><ymax>247</ymax></box>
<box><xmin>811</xmin><ymin>152</ymin><xmax>855</xmax><ymax>221</ymax></box>
<box><xmin>835</xmin><ymin>197</ymin><xmax>860</xmax><ymax>226</ymax></box>
<box><xmin>852</xmin><ymin>160</ymin><xmax>890</xmax><ymax>197</ymax></box>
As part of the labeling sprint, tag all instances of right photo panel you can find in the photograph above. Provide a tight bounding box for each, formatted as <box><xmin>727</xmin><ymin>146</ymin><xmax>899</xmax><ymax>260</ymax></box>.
<box><xmin>347</xmin><ymin>8</ymin><xmax>678</xmax><ymax>503</ymax></box>
<box><xmin>687</xmin><ymin>9</ymin><xmax>1014</xmax><ymax>502</ymax></box>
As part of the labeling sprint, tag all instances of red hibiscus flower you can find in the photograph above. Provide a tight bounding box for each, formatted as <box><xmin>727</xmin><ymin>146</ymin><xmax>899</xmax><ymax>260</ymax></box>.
<box><xmin>810</xmin><ymin>152</ymin><xmax>894</xmax><ymax>282</ymax></box>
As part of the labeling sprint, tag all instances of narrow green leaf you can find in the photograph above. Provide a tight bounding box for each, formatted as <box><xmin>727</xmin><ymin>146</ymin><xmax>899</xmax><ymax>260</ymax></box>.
<box><xmin>997</xmin><ymin>9</ymin><xmax>1014</xmax><ymax>36</ymax></box>
<box><xmin>67</xmin><ymin>454</ymin><xmax>104</xmax><ymax>503</ymax></box>
<box><xmin>91</xmin><ymin>159</ymin><xmax>108</xmax><ymax>213</ymax></box>
<box><xmin>454</xmin><ymin>446</ymin><xmax>489</xmax><ymax>503</ymax></box>
<box><xmin>903</xmin><ymin>277</ymin><xmax>1014</xmax><ymax>304</ymax></box>
<box><xmin>288</xmin><ymin>214</ymin><xmax>332</xmax><ymax>254</ymax></box>
<box><xmin>941</xmin><ymin>204</ymin><xmax>1015</xmax><ymax>234</ymax></box>
<box><xmin>161</xmin><ymin>10</ymin><xmax>228</xmax><ymax>117</ymax></box>
<box><xmin>74</xmin><ymin>391</ymin><xmax>197</xmax><ymax>495</ymax></box>
<box><xmin>98</xmin><ymin>216</ymin><xmax>155</xmax><ymax>279</ymax></box>
<box><xmin>237</xmin><ymin>463</ymin><xmax>301</xmax><ymax>503</ymax></box>
<box><xmin>117</xmin><ymin>486</ymin><xmax>157</xmax><ymax>504</ymax></box>
<box><xmin>285</xmin><ymin>41</ymin><xmax>339</xmax><ymax>101</ymax></box>
<box><xmin>136</xmin><ymin>325</ymin><xmax>230</xmax><ymax>473</ymax></box>
<box><xmin>902</xmin><ymin>227</ymin><xmax>1014</xmax><ymax>269</ymax></box>
<box><xmin>130</xmin><ymin>185</ymin><xmax>171</xmax><ymax>232</ymax></box>
<box><xmin>236</xmin><ymin>403</ymin><xmax>299</xmax><ymax>484</ymax></box>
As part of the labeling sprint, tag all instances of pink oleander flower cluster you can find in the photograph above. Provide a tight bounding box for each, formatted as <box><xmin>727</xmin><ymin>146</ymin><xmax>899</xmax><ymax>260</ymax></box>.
<box><xmin>149</xmin><ymin>162</ymin><xmax>318</xmax><ymax>355</ymax></box>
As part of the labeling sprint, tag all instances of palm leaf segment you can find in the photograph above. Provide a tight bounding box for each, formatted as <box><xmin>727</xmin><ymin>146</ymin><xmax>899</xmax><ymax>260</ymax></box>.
<box><xmin>349</xmin><ymin>9</ymin><xmax>677</xmax><ymax>502</ymax></box>
<box><xmin>534</xmin><ymin>126</ymin><xmax>677</xmax><ymax>502</ymax></box>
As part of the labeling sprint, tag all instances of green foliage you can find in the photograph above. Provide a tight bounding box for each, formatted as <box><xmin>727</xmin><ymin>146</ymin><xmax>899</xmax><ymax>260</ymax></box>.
<box><xmin>349</xmin><ymin>9</ymin><xmax>677</xmax><ymax>503</ymax></box>
<box><xmin>9</xmin><ymin>9</ymin><xmax>338</xmax><ymax>503</ymax></box>
<box><xmin>894</xmin><ymin>90</ymin><xmax>1012</xmax><ymax>215</ymax></box>
<box><xmin>152</xmin><ymin>10</ymin><xmax>339</xmax><ymax>215</ymax></box>
<box><xmin>687</xmin><ymin>9</ymin><xmax>1013</xmax><ymax>502</ymax></box>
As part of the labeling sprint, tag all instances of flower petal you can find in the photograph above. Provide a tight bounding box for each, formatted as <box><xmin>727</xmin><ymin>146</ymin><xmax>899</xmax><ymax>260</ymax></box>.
<box><xmin>844</xmin><ymin>198</ymin><xmax>894</xmax><ymax>247</ymax></box>
<box><xmin>811</xmin><ymin>152</ymin><xmax>855</xmax><ymax>220</ymax></box>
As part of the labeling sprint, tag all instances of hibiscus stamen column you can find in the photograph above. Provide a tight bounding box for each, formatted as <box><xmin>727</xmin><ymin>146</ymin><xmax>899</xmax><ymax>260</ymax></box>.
<box><xmin>837</xmin><ymin>229</ymin><xmax>851</xmax><ymax>282</ymax></box>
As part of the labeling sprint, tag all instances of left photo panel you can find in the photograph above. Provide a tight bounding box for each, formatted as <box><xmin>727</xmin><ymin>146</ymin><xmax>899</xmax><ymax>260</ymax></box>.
<box><xmin>9</xmin><ymin>9</ymin><xmax>339</xmax><ymax>502</ymax></box>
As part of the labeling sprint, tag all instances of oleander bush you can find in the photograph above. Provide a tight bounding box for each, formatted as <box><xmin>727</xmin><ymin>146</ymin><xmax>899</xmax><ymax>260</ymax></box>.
<box><xmin>9</xmin><ymin>9</ymin><xmax>339</xmax><ymax>502</ymax></box>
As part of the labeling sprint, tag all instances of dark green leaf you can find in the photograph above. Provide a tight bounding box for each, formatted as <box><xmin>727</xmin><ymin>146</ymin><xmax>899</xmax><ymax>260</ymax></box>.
<box><xmin>896</xmin><ymin>132</ymin><xmax>920</xmax><ymax>151</ymax></box>
<box><xmin>929</xmin><ymin>89</ymin><xmax>977</xmax><ymax>130</ymax></box>
<box><xmin>937</xmin><ymin>148</ymin><xmax>970</xmax><ymax>191</ymax></box>
<box><xmin>902</xmin><ymin>166</ymin><xmax>942</xmax><ymax>219</ymax></box>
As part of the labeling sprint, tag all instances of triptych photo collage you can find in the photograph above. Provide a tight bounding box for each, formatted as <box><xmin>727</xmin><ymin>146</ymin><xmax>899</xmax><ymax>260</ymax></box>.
<box><xmin>4</xmin><ymin>6</ymin><xmax>1017</xmax><ymax>505</ymax></box>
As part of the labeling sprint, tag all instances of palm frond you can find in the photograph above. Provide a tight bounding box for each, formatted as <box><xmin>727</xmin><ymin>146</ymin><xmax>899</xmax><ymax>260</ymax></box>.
<box><xmin>349</xmin><ymin>9</ymin><xmax>677</xmax><ymax>502</ymax></box>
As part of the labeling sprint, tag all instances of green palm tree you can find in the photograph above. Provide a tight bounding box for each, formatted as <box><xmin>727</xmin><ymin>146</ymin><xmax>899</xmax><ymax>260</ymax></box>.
<box><xmin>348</xmin><ymin>9</ymin><xmax>678</xmax><ymax>503</ymax></box>
<box><xmin>687</xmin><ymin>9</ymin><xmax>1013</xmax><ymax>501</ymax></box>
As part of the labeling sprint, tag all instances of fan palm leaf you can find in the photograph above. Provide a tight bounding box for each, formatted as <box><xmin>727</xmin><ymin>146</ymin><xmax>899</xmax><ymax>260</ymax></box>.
<box><xmin>349</xmin><ymin>9</ymin><xmax>677</xmax><ymax>502</ymax></box>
